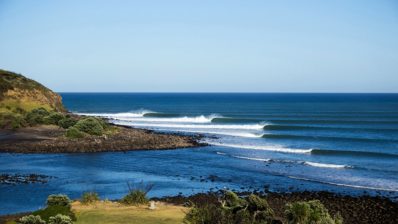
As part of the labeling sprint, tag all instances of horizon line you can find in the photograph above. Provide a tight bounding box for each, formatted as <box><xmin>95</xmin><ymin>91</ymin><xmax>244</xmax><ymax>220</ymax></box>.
<box><xmin>57</xmin><ymin>92</ymin><xmax>398</xmax><ymax>94</ymax></box>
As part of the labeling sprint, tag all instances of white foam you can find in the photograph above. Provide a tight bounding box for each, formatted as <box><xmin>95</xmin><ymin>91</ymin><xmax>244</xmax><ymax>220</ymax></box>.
<box><xmin>162</xmin><ymin>128</ymin><xmax>262</xmax><ymax>138</ymax></box>
<box><xmin>84</xmin><ymin>112</ymin><xmax>222</xmax><ymax>124</ymax></box>
<box><xmin>232</xmin><ymin>155</ymin><xmax>271</xmax><ymax>162</ymax></box>
<box><xmin>112</xmin><ymin>120</ymin><xmax>266</xmax><ymax>131</ymax></box>
<box><xmin>77</xmin><ymin>110</ymin><xmax>153</xmax><ymax>118</ymax></box>
<box><xmin>303</xmin><ymin>161</ymin><xmax>349</xmax><ymax>169</ymax></box>
<box><xmin>287</xmin><ymin>176</ymin><xmax>398</xmax><ymax>192</ymax></box>
<box><xmin>210</xmin><ymin>142</ymin><xmax>312</xmax><ymax>154</ymax></box>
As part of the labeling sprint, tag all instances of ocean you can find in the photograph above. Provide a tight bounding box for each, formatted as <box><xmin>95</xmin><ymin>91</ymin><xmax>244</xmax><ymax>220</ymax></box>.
<box><xmin>1</xmin><ymin>93</ymin><xmax>398</xmax><ymax>214</ymax></box>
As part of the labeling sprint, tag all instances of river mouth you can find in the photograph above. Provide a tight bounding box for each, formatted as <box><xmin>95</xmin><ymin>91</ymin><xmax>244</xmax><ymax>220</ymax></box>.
<box><xmin>1</xmin><ymin>146</ymin><xmax>397</xmax><ymax>215</ymax></box>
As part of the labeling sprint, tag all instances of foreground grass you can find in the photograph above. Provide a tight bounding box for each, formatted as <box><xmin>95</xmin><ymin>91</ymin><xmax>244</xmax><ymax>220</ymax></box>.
<box><xmin>71</xmin><ymin>201</ymin><xmax>188</xmax><ymax>224</ymax></box>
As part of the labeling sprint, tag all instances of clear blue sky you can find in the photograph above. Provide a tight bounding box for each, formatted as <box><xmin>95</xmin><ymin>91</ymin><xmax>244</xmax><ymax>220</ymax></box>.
<box><xmin>0</xmin><ymin>0</ymin><xmax>397</xmax><ymax>92</ymax></box>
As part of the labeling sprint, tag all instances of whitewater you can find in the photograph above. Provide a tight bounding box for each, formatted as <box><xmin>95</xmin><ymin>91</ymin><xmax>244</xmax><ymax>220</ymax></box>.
<box><xmin>71</xmin><ymin>92</ymin><xmax>398</xmax><ymax>194</ymax></box>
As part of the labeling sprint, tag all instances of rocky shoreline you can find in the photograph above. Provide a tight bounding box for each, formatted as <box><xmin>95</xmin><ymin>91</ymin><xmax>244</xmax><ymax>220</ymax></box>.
<box><xmin>0</xmin><ymin>124</ymin><xmax>204</xmax><ymax>153</ymax></box>
<box><xmin>157</xmin><ymin>191</ymin><xmax>398</xmax><ymax>224</ymax></box>
<box><xmin>0</xmin><ymin>173</ymin><xmax>52</xmax><ymax>185</ymax></box>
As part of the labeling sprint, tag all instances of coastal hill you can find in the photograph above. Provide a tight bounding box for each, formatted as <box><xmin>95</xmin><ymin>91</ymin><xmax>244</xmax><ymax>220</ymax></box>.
<box><xmin>0</xmin><ymin>69</ymin><xmax>200</xmax><ymax>152</ymax></box>
<box><xmin>0</xmin><ymin>69</ymin><xmax>64</xmax><ymax>113</ymax></box>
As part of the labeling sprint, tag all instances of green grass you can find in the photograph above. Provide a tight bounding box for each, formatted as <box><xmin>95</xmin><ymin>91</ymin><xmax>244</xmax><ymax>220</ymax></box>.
<box><xmin>0</xmin><ymin>99</ymin><xmax>52</xmax><ymax>113</ymax></box>
<box><xmin>72</xmin><ymin>201</ymin><xmax>188</xmax><ymax>224</ymax></box>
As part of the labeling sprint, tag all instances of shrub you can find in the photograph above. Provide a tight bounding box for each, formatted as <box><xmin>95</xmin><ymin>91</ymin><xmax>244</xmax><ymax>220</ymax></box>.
<box><xmin>184</xmin><ymin>191</ymin><xmax>276</xmax><ymax>224</ymax></box>
<box><xmin>0</xmin><ymin>112</ymin><xmax>28</xmax><ymax>129</ymax></box>
<box><xmin>120</xmin><ymin>181</ymin><xmax>153</xmax><ymax>205</ymax></box>
<box><xmin>48</xmin><ymin>214</ymin><xmax>72</xmax><ymax>224</ymax></box>
<box><xmin>246</xmin><ymin>194</ymin><xmax>274</xmax><ymax>223</ymax></box>
<box><xmin>81</xmin><ymin>192</ymin><xmax>100</xmax><ymax>204</ymax></box>
<box><xmin>285</xmin><ymin>200</ymin><xmax>342</xmax><ymax>224</ymax></box>
<box><xmin>58</xmin><ymin>117</ymin><xmax>77</xmax><ymax>129</ymax></box>
<box><xmin>11</xmin><ymin>114</ymin><xmax>27</xmax><ymax>129</ymax></box>
<box><xmin>65</xmin><ymin>127</ymin><xmax>85</xmax><ymax>139</ymax></box>
<box><xmin>43</xmin><ymin>112</ymin><xmax>65</xmax><ymax>125</ymax></box>
<box><xmin>121</xmin><ymin>190</ymin><xmax>149</xmax><ymax>205</ymax></box>
<box><xmin>184</xmin><ymin>204</ymin><xmax>234</xmax><ymax>224</ymax></box>
<box><xmin>25</xmin><ymin>108</ymin><xmax>50</xmax><ymax>125</ymax></box>
<box><xmin>17</xmin><ymin>215</ymin><xmax>45</xmax><ymax>224</ymax></box>
<box><xmin>46</xmin><ymin>194</ymin><xmax>71</xmax><ymax>207</ymax></box>
<box><xmin>94</xmin><ymin>117</ymin><xmax>109</xmax><ymax>129</ymax></box>
<box><xmin>74</xmin><ymin>117</ymin><xmax>104</xmax><ymax>135</ymax></box>
<box><xmin>222</xmin><ymin>190</ymin><xmax>247</xmax><ymax>209</ymax></box>
<box><xmin>33</xmin><ymin>205</ymin><xmax>76</xmax><ymax>222</ymax></box>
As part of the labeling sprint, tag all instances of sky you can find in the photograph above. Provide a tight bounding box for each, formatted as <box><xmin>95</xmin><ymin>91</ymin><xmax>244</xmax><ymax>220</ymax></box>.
<box><xmin>0</xmin><ymin>0</ymin><xmax>397</xmax><ymax>92</ymax></box>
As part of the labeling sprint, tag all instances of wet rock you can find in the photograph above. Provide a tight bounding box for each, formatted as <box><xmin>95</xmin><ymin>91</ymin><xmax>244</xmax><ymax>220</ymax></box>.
<box><xmin>0</xmin><ymin>173</ymin><xmax>52</xmax><ymax>185</ymax></box>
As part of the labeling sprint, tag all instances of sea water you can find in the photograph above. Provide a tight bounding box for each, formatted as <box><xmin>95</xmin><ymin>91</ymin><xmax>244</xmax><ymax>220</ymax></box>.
<box><xmin>1</xmin><ymin>93</ymin><xmax>397</xmax><ymax>214</ymax></box>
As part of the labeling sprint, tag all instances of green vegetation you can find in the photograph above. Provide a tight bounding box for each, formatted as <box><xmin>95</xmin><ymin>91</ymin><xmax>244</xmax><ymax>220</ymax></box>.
<box><xmin>16</xmin><ymin>215</ymin><xmax>46</xmax><ymax>224</ymax></box>
<box><xmin>57</xmin><ymin>117</ymin><xmax>77</xmax><ymax>129</ymax></box>
<box><xmin>0</xmin><ymin>69</ymin><xmax>64</xmax><ymax>119</ymax></box>
<box><xmin>74</xmin><ymin>117</ymin><xmax>105</xmax><ymax>136</ymax></box>
<box><xmin>43</xmin><ymin>112</ymin><xmax>65</xmax><ymax>125</ymax></box>
<box><xmin>1</xmin><ymin>69</ymin><xmax>64</xmax><ymax>129</ymax></box>
<box><xmin>285</xmin><ymin>200</ymin><xmax>342</xmax><ymax>224</ymax></box>
<box><xmin>0</xmin><ymin>69</ymin><xmax>119</xmax><ymax>140</ymax></box>
<box><xmin>184</xmin><ymin>191</ymin><xmax>341</xmax><ymax>224</ymax></box>
<box><xmin>121</xmin><ymin>190</ymin><xmax>149</xmax><ymax>206</ymax></box>
<box><xmin>81</xmin><ymin>192</ymin><xmax>100</xmax><ymax>205</ymax></box>
<box><xmin>0</xmin><ymin>69</ymin><xmax>50</xmax><ymax>98</ymax></box>
<box><xmin>0</xmin><ymin>102</ymin><xmax>113</xmax><ymax>137</ymax></box>
<box><xmin>25</xmin><ymin>108</ymin><xmax>50</xmax><ymax>126</ymax></box>
<box><xmin>184</xmin><ymin>191</ymin><xmax>275</xmax><ymax>224</ymax></box>
<box><xmin>120</xmin><ymin>182</ymin><xmax>154</xmax><ymax>206</ymax></box>
<box><xmin>32</xmin><ymin>206</ymin><xmax>76</xmax><ymax>223</ymax></box>
<box><xmin>8</xmin><ymin>191</ymin><xmax>344</xmax><ymax>224</ymax></box>
<box><xmin>48</xmin><ymin>214</ymin><xmax>73</xmax><ymax>224</ymax></box>
<box><xmin>65</xmin><ymin>127</ymin><xmax>85</xmax><ymax>139</ymax></box>
<box><xmin>31</xmin><ymin>195</ymin><xmax>76</xmax><ymax>223</ymax></box>
<box><xmin>46</xmin><ymin>195</ymin><xmax>71</xmax><ymax>207</ymax></box>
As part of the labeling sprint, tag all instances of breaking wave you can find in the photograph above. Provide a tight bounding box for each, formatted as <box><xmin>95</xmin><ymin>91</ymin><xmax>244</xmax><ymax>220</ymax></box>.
<box><xmin>303</xmin><ymin>161</ymin><xmax>350</xmax><ymax>169</ymax></box>
<box><xmin>261</xmin><ymin>134</ymin><xmax>397</xmax><ymax>143</ymax></box>
<box><xmin>287</xmin><ymin>176</ymin><xmax>398</xmax><ymax>192</ymax></box>
<box><xmin>216</xmin><ymin>152</ymin><xmax>350</xmax><ymax>169</ymax></box>
<box><xmin>209</xmin><ymin>142</ymin><xmax>312</xmax><ymax>154</ymax></box>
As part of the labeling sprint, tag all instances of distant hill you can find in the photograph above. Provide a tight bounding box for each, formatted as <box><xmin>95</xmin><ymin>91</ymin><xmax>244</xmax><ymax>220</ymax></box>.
<box><xmin>0</xmin><ymin>69</ymin><xmax>64</xmax><ymax>113</ymax></box>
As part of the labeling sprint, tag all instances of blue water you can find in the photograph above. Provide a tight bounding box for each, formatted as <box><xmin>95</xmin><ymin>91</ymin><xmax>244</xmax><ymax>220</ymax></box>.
<box><xmin>1</xmin><ymin>93</ymin><xmax>398</xmax><ymax>214</ymax></box>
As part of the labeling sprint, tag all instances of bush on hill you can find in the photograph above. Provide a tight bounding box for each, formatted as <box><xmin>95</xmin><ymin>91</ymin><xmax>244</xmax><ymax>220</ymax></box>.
<box><xmin>65</xmin><ymin>127</ymin><xmax>85</xmax><ymax>139</ymax></box>
<box><xmin>17</xmin><ymin>215</ymin><xmax>46</xmax><ymax>224</ymax></box>
<box><xmin>48</xmin><ymin>214</ymin><xmax>73</xmax><ymax>224</ymax></box>
<box><xmin>32</xmin><ymin>194</ymin><xmax>76</xmax><ymax>222</ymax></box>
<box><xmin>184</xmin><ymin>191</ymin><xmax>276</xmax><ymax>224</ymax></box>
<box><xmin>0</xmin><ymin>113</ymin><xmax>27</xmax><ymax>129</ymax></box>
<box><xmin>46</xmin><ymin>194</ymin><xmax>71</xmax><ymax>207</ymax></box>
<box><xmin>57</xmin><ymin>117</ymin><xmax>77</xmax><ymax>129</ymax></box>
<box><xmin>25</xmin><ymin>108</ymin><xmax>50</xmax><ymax>125</ymax></box>
<box><xmin>74</xmin><ymin>117</ymin><xmax>104</xmax><ymax>136</ymax></box>
<box><xmin>285</xmin><ymin>200</ymin><xmax>342</xmax><ymax>224</ymax></box>
<box><xmin>43</xmin><ymin>112</ymin><xmax>65</xmax><ymax>125</ymax></box>
<box><xmin>33</xmin><ymin>205</ymin><xmax>76</xmax><ymax>223</ymax></box>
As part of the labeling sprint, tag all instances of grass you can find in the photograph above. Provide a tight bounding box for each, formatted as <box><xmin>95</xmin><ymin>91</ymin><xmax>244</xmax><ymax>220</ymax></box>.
<box><xmin>0</xmin><ymin>99</ymin><xmax>52</xmax><ymax>113</ymax></box>
<box><xmin>71</xmin><ymin>201</ymin><xmax>188</xmax><ymax>224</ymax></box>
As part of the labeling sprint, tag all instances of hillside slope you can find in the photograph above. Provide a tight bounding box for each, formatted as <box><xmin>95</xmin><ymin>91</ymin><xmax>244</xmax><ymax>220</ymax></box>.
<box><xmin>0</xmin><ymin>69</ymin><xmax>64</xmax><ymax>112</ymax></box>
